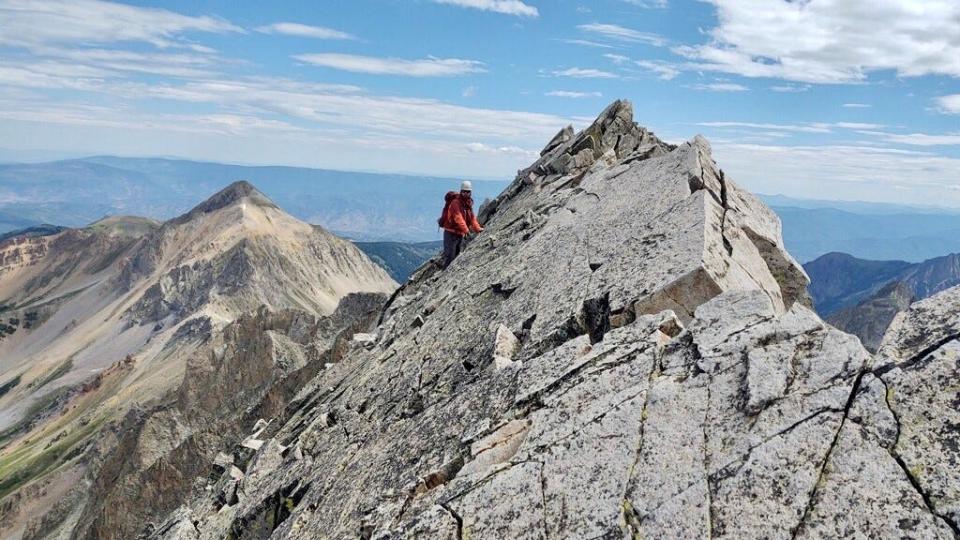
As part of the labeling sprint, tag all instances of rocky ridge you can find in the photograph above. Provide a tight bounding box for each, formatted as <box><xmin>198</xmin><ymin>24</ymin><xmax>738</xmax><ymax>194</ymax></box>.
<box><xmin>123</xmin><ymin>101</ymin><xmax>960</xmax><ymax>539</ymax></box>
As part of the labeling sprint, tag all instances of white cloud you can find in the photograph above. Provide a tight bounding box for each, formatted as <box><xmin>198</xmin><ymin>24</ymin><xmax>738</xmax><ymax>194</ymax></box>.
<box><xmin>604</xmin><ymin>54</ymin><xmax>630</xmax><ymax>65</ymax></box>
<box><xmin>465</xmin><ymin>142</ymin><xmax>537</xmax><ymax>156</ymax></box>
<box><xmin>830</xmin><ymin>122</ymin><xmax>884</xmax><ymax>130</ymax></box>
<box><xmin>256</xmin><ymin>22</ymin><xmax>354</xmax><ymax>40</ymax></box>
<box><xmin>676</xmin><ymin>0</ymin><xmax>960</xmax><ymax>84</ymax></box>
<box><xmin>936</xmin><ymin>94</ymin><xmax>960</xmax><ymax>114</ymax></box>
<box><xmin>842</xmin><ymin>103</ymin><xmax>871</xmax><ymax>108</ymax></box>
<box><xmin>561</xmin><ymin>39</ymin><xmax>614</xmax><ymax>49</ymax></box>
<box><xmin>61</xmin><ymin>48</ymin><xmax>218</xmax><ymax>77</ymax></box>
<box><xmin>0</xmin><ymin>0</ymin><xmax>241</xmax><ymax>50</ymax></box>
<box><xmin>462</xmin><ymin>85</ymin><xmax>478</xmax><ymax>97</ymax></box>
<box><xmin>0</xmin><ymin>72</ymin><xmax>581</xmax><ymax>146</ymax></box>
<box><xmin>622</xmin><ymin>0</ymin><xmax>668</xmax><ymax>8</ymax></box>
<box><xmin>546</xmin><ymin>90</ymin><xmax>602</xmax><ymax>98</ymax></box>
<box><xmin>294</xmin><ymin>54</ymin><xmax>485</xmax><ymax>77</ymax></box>
<box><xmin>688</xmin><ymin>82</ymin><xmax>748</xmax><ymax>92</ymax></box>
<box><xmin>552</xmin><ymin>67</ymin><xmax>617</xmax><ymax>79</ymax></box>
<box><xmin>634</xmin><ymin>59</ymin><xmax>680</xmax><ymax>80</ymax></box>
<box><xmin>433</xmin><ymin>0</ymin><xmax>538</xmax><ymax>17</ymax></box>
<box><xmin>698</xmin><ymin>121</ymin><xmax>884</xmax><ymax>133</ymax></box>
<box><xmin>770</xmin><ymin>84</ymin><xmax>810</xmax><ymax>93</ymax></box>
<box><xmin>577</xmin><ymin>23</ymin><xmax>665</xmax><ymax>46</ymax></box>
<box><xmin>859</xmin><ymin>131</ymin><xmax>960</xmax><ymax>147</ymax></box>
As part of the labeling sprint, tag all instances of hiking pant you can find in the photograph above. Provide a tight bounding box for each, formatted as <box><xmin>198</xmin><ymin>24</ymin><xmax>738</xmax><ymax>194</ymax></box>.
<box><xmin>443</xmin><ymin>230</ymin><xmax>464</xmax><ymax>268</ymax></box>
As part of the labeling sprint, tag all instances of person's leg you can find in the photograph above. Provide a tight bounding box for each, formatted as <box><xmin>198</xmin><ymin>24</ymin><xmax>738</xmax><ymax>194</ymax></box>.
<box><xmin>452</xmin><ymin>233</ymin><xmax>463</xmax><ymax>260</ymax></box>
<box><xmin>442</xmin><ymin>231</ymin><xmax>457</xmax><ymax>268</ymax></box>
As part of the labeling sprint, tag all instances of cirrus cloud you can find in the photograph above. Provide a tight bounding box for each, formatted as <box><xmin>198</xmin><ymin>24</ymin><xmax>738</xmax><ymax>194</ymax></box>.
<box><xmin>294</xmin><ymin>53</ymin><xmax>486</xmax><ymax>77</ymax></box>
<box><xmin>255</xmin><ymin>22</ymin><xmax>354</xmax><ymax>40</ymax></box>
<box><xmin>577</xmin><ymin>23</ymin><xmax>665</xmax><ymax>46</ymax></box>
<box><xmin>552</xmin><ymin>67</ymin><xmax>617</xmax><ymax>79</ymax></box>
<box><xmin>546</xmin><ymin>90</ymin><xmax>602</xmax><ymax>98</ymax></box>
<box><xmin>432</xmin><ymin>0</ymin><xmax>538</xmax><ymax>17</ymax></box>
<box><xmin>0</xmin><ymin>0</ymin><xmax>241</xmax><ymax>50</ymax></box>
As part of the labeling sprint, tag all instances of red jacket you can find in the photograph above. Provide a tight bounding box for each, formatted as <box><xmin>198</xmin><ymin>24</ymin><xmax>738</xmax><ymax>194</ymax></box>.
<box><xmin>441</xmin><ymin>192</ymin><xmax>483</xmax><ymax>237</ymax></box>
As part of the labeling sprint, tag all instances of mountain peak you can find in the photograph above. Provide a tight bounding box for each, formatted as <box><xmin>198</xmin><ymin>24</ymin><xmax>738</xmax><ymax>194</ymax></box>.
<box><xmin>196</xmin><ymin>180</ymin><xmax>273</xmax><ymax>213</ymax></box>
<box><xmin>169</xmin><ymin>180</ymin><xmax>277</xmax><ymax>226</ymax></box>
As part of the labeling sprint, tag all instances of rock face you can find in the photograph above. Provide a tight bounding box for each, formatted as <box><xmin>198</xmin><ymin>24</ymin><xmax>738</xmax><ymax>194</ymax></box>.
<box><xmin>800</xmin><ymin>286</ymin><xmax>960</xmax><ymax>538</ymax></box>
<box><xmin>118</xmin><ymin>100</ymin><xmax>955</xmax><ymax>540</ymax></box>
<box><xmin>0</xmin><ymin>182</ymin><xmax>396</xmax><ymax>538</ymax></box>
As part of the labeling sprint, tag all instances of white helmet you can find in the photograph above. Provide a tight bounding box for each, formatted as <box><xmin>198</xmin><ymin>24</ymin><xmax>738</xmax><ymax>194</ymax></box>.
<box><xmin>460</xmin><ymin>180</ymin><xmax>473</xmax><ymax>192</ymax></box>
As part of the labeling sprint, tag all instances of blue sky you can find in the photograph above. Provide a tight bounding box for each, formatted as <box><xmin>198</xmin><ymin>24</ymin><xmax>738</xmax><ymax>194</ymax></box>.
<box><xmin>0</xmin><ymin>0</ymin><xmax>958</xmax><ymax>206</ymax></box>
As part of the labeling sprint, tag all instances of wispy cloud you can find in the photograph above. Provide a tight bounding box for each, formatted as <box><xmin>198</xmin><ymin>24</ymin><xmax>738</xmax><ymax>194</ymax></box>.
<box><xmin>830</xmin><ymin>122</ymin><xmax>884</xmax><ymax>130</ymax></box>
<box><xmin>552</xmin><ymin>67</ymin><xmax>617</xmax><ymax>79</ymax></box>
<box><xmin>622</xmin><ymin>0</ymin><xmax>668</xmax><ymax>8</ymax></box>
<box><xmin>256</xmin><ymin>22</ymin><xmax>354</xmax><ymax>40</ymax></box>
<box><xmin>0</xmin><ymin>0</ymin><xmax>241</xmax><ymax>50</ymax></box>
<box><xmin>294</xmin><ymin>53</ymin><xmax>485</xmax><ymax>76</ymax></box>
<box><xmin>842</xmin><ymin>103</ymin><xmax>871</xmax><ymax>108</ymax></box>
<box><xmin>561</xmin><ymin>39</ymin><xmax>614</xmax><ymax>49</ymax></box>
<box><xmin>604</xmin><ymin>54</ymin><xmax>630</xmax><ymax>65</ymax></box>
<box><xmin>577</xmin><ymin>23</ymin><xmax>665</xmax><ymax>46</ymax></box>
<box><xmin>770</xmin><ymin>84</ymin><xmax>810</xmax><ymax>93</ymax></box>
<box><xmin>688</xmin><ymin>82</ymin><xmax>748</xmax><ymax>92</ymax></box>
<box><xmin>699</xmin><ymin>121</ymin><xmax>885</xmax><ymax>134</ymax></box>
<box><xmin>700</xmin><ymin>122</ymin><xmax>822</xmax><ymax>134</ymax></box>
<box><xmin>936</xmin><ymin>95</ymin><xmax>960</xmax><ymax>115</ymax></box>
<box><xmin>545</xmin><ymin>90</ymin><xmax>602</xmax><ymax>98</ymax></box>
<box><xmin>465</xmin><ymin>142</ymin><xmax>537</xmax><ymax>156</ymax></box>
<box><xmin>859</xmin><ymin>130</ymin><xmax>960</xmax><ymax>147</ymax></box>
<box><xmin>634</xmin><ymin>59</ymin><xmax>680</xmax><ymax>80</ymax></box>
<box><xmin>432</xmin><ymin>0</ymin><xmax>538</xmax><ymax>17</ymax></box>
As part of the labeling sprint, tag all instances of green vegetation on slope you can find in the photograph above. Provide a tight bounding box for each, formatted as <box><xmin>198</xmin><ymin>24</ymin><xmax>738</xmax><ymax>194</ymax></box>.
<box><xmin>354</xmin><ymin>241</ymin><xmax>441</xmax><ymax>282</ymax></box>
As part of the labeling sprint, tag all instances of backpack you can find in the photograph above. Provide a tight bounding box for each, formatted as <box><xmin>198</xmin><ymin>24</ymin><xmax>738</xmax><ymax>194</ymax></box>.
<box><xmin>437</xmin><ymin>191</ymin><xmax>458</xmax><ymax>228</ymax></box>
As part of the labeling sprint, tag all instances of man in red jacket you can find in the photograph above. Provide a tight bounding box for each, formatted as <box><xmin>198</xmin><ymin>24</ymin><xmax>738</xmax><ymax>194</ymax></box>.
<box><xmin>440</xmin><ymin>180</ymin><xmax>484</xmax><ymax>268</ymax></box>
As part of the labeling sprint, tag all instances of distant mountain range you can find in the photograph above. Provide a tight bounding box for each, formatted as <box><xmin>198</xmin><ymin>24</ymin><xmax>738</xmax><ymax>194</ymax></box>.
<box><xmin>3</xmin><ymin>156</ymin><xmax>960</xmax><ymax>263</ymax></box>
<box><xmin>805</xmin><ymin>251</ymin><xmax>960</xmax><ymax>350</ymax></box>
<box><xmin>0</xmin><ymin>157</ymin><xmax>506</xmax><ymax>242</ymax></box>
<box><xmin>769</xmin><ymin>205</ymin><xmax>960</xmax><ymax>263</ymax></box>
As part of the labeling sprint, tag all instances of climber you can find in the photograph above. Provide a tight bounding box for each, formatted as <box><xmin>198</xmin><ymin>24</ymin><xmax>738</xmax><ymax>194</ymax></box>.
<box><xmin>439</xmin><ymin>180</ymin><xmax>484</xmax><ymax>268</ymax></box>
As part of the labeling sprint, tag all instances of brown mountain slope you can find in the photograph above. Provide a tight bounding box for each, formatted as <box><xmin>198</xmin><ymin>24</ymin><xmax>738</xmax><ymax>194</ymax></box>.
<box><xmin>0</xmin><ymin>181</ymin><xmax>395</xmax><ymax>538</ymax></box>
